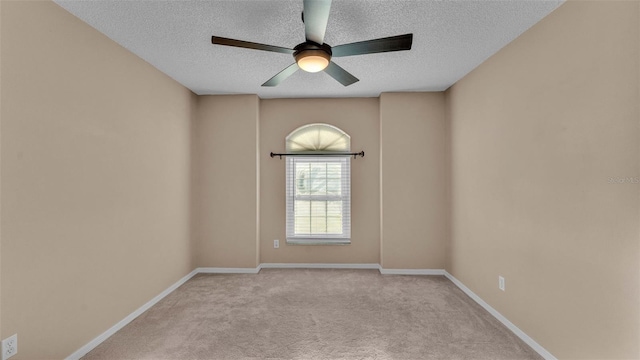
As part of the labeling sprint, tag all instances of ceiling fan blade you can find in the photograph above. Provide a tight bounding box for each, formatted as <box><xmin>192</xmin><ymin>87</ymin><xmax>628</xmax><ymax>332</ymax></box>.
<box><xmin>331</xmin><ymin>34</ymin><xmax>413</xmax><ymax>57</ymax></box>
<box><xmin>262</xmin><ymin>63</ymin><xmax>300</xmax><ymax>87</ymax></box>
<box><xmin>212</xmin><ymin>36</ymin><xmax>294</xmax><ymax>54</ymax></box>
<box><xmin>324</xmin><ymin>62</ymin><xmax>359</xmax><ymax>86</ymax></box>
<box><xmin>303</xmin><ymin>0</ymin><xmax>332</xmax><ymax>44</ymax></box>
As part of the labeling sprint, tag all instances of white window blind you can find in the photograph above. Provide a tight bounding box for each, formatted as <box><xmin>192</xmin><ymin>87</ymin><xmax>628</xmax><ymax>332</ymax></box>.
<box><xmin>286</xmin><ymin>156</ymin><xmax>351</xmax><ymax>244</ymax></box>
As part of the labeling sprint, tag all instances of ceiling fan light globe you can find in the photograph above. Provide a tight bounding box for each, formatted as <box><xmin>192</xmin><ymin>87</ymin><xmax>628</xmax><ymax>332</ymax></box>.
<box><xmin>295</xmin><ymin>50</ymin><xmax>330</xmax><ymax>73</ymax></box>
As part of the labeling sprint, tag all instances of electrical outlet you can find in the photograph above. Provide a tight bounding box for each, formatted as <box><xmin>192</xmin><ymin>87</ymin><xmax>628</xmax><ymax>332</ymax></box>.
<box><xmin>2</xmin><ymin>334</ymin><xmax>18</xmax><ymax>360</ymax></box>
<box><xmin>274</xmin><ymin>239</ymin><xmax>279</xmax><ymax>249</ymax></box>
<box><xmin>498</xmin><ymin>276</ymin><xmax>505</xmax><ymax>291</ymax></box>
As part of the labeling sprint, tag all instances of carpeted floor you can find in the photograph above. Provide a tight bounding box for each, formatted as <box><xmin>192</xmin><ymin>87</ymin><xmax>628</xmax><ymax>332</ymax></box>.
<box><xmin>82</xmin><ymin>269</ymin><xmax>542</xmax><ymax>359</ymax></box>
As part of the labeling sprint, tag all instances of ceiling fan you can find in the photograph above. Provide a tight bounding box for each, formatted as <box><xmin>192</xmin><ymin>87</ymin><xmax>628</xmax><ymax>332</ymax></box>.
<box><xmin>211</xmin><ymin>0</ymin><xmax>413</xmax><ymax>87</ymax></box>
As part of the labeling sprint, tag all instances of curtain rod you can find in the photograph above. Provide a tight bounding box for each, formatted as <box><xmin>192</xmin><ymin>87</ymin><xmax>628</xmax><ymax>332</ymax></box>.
<box><xmin>270</xmin><ymin>151</ymin><xmax>365</xmax><ymax>159</ymax></box>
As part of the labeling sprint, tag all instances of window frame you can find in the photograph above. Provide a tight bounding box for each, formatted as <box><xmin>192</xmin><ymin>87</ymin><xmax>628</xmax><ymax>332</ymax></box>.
<box><xmin>286</xmin><ymin>155</ymin><xmax>351</xmax><ymax>245</ymax></box>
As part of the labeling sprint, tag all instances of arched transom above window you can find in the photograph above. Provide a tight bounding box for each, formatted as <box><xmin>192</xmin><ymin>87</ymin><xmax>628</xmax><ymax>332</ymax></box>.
<box><xmin>286</xmin><ymin>123</ymin><xmax>350</xmax><ymax>152</ymax></box>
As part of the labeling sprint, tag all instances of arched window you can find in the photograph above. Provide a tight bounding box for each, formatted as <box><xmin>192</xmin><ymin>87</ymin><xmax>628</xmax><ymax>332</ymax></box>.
<box><xmin>285</xmin><ymin>124</ymin><xmax>351</xmax><ymax>244</ymax></box>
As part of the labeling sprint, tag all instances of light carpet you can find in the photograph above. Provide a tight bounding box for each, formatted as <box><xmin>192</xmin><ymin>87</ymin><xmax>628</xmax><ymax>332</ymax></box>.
<box><xmin>82</xmin><ymin>269</ymin><xmax>542</xmax><ymax>359</ymax></box>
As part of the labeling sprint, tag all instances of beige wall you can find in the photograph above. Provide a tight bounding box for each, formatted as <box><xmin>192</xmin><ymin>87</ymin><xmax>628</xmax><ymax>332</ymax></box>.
<box><xmin>0</xmin><ymin>0</ymin><xmax>3</xmax><ymax>336</ymax></box>
<box><xmin>380</xmin><ymin>93</ymin><xmax>447</xmax><ymax>269</ymax></box>
<box><xmin>446</xmin><ymin>1</ymin><xmax>640</xmax><ymax>358</ymax></box>
<box><xmin>1</xmin><ymin>1</ymin><xmax>195</xmax><ymax>359</ymax></box>
<box><xmin>259</xmin><ymin>98</ymin><xmax>380</xmax><ymax>264</ymax></box>
<box><xmin>210</xmin><ymin>95</ymin><xmax>449</xmax><ymax>267</ymax></box>
<box><xmin>4</xmin><ymin>0</ymin><xmax>637</xmax><ymax>359</ymax></box>
<box><xmin>193</xmin><ymin>95</ymin><xmax>260</xmax><ymax>268</ymax></box>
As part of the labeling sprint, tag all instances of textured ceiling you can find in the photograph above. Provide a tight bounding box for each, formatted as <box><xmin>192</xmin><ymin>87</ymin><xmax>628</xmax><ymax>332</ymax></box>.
<box><xmin>53</xmin><ymin>0</ymin><xmax>563</xmax><ymax>99</ymax></box>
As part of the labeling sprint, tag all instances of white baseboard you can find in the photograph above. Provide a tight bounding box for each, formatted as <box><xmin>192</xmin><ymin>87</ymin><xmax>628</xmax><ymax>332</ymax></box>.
<box><xmin>259</xmin><ymin>263</ymin><xmax>380</xmax><ymax>270</ymax></box>
<box><xmin>65</xmin><ymin>268</ymin><xmax>199</xmax><ymax>360</ymax></box>
<box><xmin>379</xmin><ymin>268</ymin><xmax>445</xmax><ymax>275</ymax></box>
<box><xmin>67</xmin><ymin>265</ymin><xmax>554</xmax><ymax>360</ymax></box>
<box><xmin>196</xmin><ymin>266</ymin><xmax>260</xmax><ymax>274</ymax></box>
<box><xmin>443</xmin><ymin>272</ymin><xmax>556</xmax><ymax>360</ymax></box>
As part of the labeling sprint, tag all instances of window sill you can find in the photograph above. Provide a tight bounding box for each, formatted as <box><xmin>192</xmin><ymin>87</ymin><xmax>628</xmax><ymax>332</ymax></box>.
<box><xmin>286</xmin><ymin>239</ymin><xmax>351</xmax><ymax>245</ymax></box>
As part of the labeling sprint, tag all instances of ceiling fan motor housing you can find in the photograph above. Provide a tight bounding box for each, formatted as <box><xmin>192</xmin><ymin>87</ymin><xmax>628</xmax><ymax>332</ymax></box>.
<box><xmin>293</xmin><ymin>42</ymin><xmax>332</xmax><ymax>60</ymax></box>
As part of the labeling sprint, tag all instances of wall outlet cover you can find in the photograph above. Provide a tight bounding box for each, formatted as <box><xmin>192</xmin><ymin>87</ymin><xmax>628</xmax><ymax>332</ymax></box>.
<box><xmin>2</xmin><ymin>334</ymin><xmax>18</xmax><ymax>360</ymax></box>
